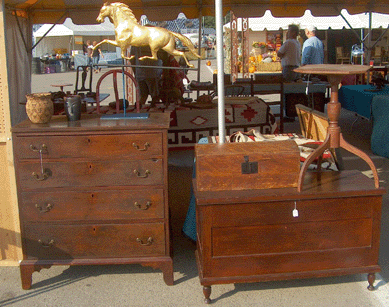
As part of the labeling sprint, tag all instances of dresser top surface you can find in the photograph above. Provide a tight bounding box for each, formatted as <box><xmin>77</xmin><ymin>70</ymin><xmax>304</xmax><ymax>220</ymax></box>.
<box><xmin>12</xmin><ymin>112</ymin><xmax>170</xmax><ymax>133</ymax></box>
<box><xmin>194</xmin><ymin>170</ymin><xmax>386</xmax><ymax>204</ymax></box>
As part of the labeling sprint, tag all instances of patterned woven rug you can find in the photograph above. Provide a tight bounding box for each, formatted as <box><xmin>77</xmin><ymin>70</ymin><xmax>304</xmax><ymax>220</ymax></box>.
<box><xmin>167</xmin><ymin>97</ymin><xmax>277</xmax><ymax>149</ymax></box>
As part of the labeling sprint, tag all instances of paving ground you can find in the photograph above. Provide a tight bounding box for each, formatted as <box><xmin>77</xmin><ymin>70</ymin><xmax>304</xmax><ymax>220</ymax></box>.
<box><xmin>0</xmin><ymin>60</ymin><xmax>388</xmax><ymax>306</ymax></box>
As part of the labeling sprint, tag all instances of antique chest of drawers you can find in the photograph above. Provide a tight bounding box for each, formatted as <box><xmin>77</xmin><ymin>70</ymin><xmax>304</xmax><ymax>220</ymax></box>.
<box><xmin>194</xmin><ymin>170</ymin><xmax>385</xmax><ymax>303</ymax></box>
<box><xmin>12</xmin><ymin>113</ymin><xmax>172</xmax><ymax>289</ymax></box>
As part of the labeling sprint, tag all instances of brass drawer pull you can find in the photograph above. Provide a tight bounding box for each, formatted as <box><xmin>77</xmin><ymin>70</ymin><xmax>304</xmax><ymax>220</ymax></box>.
<box><xmin>38</xmin><ymin>239</ymin><xmax>55</xmax><ymax>248</ymax></box>
<box><xmin>134</xmin><ymin>201</ymin><xmax>151</xmax><ymax>210</ymax></box>
<box><xmin>35</xmin><ymin>203</ymin><xmax>53</xmax><ymax>213</ymax></box>
<box><xmin>136</xmin><ymin>237</ymin><xmax>153</xmax><ymax>246</ymax></box>
<box><xmin>29</xmin><ymin>144</ymin><xmax>48</xmax><ymax>154</ymax></box>
<box><xmin>132</xmin><ymin>142</ymin><xmax>150</xmax><ymax>151</ymax></box>
<box><xmin>31</xmin><ymin>144</ymin><xmax>51</xmax><ymax>181</ymax></box>
<box><xmin>133</xmin><ymin>169</ymin><xmax>151</xmax><ymax>178</ymax></box>
<box><xmin>32</xmin><ymin>169</ymin><xmax>51</xmax><ymax>181</ymax></box>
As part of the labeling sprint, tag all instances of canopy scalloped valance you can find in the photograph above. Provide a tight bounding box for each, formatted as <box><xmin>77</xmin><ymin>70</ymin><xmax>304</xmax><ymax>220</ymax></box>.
<box><xmin>5</xmin><ymin>0</ymin><xmax>389</xmax><ymax>24</ymax></box>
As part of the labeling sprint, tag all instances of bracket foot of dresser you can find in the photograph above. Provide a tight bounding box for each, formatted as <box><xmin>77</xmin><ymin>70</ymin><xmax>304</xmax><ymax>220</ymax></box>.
<box><xmin>140</xmin><ymin>257</ymin><xmax>174</xmax><ymax>286</ymax></box>
<box><xmin>20</xmin><ymin>262</ymin><xmax>52</xmax><ymax>290</ymax></box>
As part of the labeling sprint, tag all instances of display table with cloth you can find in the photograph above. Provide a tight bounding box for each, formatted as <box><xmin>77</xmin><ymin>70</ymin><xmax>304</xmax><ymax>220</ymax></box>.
<box><xmin>235</xmin><ymin>80</ymin><xmax>329</xmax><ymax>117</ymax></box>
<box><xmin>235</xmin><ymin>80</ymin><xmax>328</xmax><ymax>96</ymax></box>
<box><xmin>84</xmin><ymin>96</ymin><xmax>277</xmax><ymax>149</ymax></box>
<box><xmin>338</xmin><ymin>84</ymin><xmax>389</xmax><ymax>119</ymax></box>
<box><xmin>371</xmin><ymin>95</ymin><xmax>389</xmax><ymax>158</ymax></box>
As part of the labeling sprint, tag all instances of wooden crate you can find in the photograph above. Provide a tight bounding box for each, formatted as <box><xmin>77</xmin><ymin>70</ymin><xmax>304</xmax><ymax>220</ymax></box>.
<box><xmin>195</xmin><ymin>140</ymin><xmax>300</xmax><ymax>191</ymax></box>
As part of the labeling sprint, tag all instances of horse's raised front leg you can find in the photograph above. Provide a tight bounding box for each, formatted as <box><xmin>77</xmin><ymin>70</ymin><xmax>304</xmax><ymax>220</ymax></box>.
<box><xmin>93</xmin><ymin>39</ymin><xmax>119</xmax><ymax>51</ymax></box>
<box><xmin>121</xmin><ymin>50</ymin><xmax>134</xmax><ymax>62</ymax></box>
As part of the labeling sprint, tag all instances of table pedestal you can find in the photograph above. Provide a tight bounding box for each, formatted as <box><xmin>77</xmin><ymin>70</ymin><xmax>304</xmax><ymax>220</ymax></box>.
<box><xmin>294</xmin><ymin>65</ymin><xmax>380</xmax><ymax>192</ymax></box>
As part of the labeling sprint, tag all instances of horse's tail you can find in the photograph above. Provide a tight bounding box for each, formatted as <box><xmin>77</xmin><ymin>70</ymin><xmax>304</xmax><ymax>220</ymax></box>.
<box><xmin>171</xmin><ymin>32</ymin><xmax>201</xmax><ymax>59</ymax></box>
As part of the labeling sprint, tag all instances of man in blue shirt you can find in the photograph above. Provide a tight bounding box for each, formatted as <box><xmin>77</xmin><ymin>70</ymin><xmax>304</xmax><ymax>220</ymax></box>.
<box><xmin>302</xmin><ymin>26</ymin><xmax>324</xmax><ymax>65</ymax></box>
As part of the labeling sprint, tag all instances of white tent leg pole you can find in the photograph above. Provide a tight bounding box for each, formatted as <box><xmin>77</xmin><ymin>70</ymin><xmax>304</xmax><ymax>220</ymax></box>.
<box><xmin>197</xmin><ymin>11</ymin><xmax>202</xmax><ymax>95</ymax></box>
<box><xmin>216</xmin><ymin>0</ymin><xmax>225</xmax><ymax>143</ymax></box>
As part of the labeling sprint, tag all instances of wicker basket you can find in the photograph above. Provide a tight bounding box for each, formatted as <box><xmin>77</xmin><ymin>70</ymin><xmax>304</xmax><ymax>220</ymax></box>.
<box><xmin>25</xmin><ymin>93</ymin><xmax>54</xmax><ymax>124</ymax></box>
<box><xmin>256</xmin><ymin>62</ymin><xmax>282</xmax><ymax>72</ymax></box>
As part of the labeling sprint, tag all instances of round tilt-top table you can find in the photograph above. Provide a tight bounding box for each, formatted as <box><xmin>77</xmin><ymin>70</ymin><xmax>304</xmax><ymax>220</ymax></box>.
<box><xmin>294</xmin><ymin>64</ymin><xmax>379</xmax><ymax>192</ymax></box>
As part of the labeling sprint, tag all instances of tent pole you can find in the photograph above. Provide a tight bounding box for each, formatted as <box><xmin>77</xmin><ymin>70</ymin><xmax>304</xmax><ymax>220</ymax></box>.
<box><xmin>367</xmin><ymin>11</ymin><xmax>372</xmax><ymax>65</ymax></box>
<box><xmin>216</xmin><ymin>0</ymin><xmax>225</xmax><ymax>143</ymax></box>
<box><xmin>340</xmin><ymin>11</ymin><xmax>363</xmax><ymax>43</ymax></box>
<box><xmin>196</xmin><ymin>9</ymin><xmax>203</xmax><ymax>98</ymax></box>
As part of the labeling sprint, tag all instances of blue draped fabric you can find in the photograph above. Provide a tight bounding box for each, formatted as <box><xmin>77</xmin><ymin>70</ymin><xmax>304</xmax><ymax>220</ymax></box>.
<box><xmin>339</xmin><ymin>85</ymin><xmax>389</xmax><ymax>119</ymax></box>
<box><xmin>182</xmin><ymin>137</ymin><xmax>209</xmax><ymax>241</ymax></box>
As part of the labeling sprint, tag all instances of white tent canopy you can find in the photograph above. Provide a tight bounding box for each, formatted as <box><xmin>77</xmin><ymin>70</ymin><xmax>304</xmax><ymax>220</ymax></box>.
<box><xmin>226</xmin><ymin>9</ymin><xmax>389</xmax><ymax>31</ymax></box>
<box><xmin>33</xmin><ymin>18</ymin><xmax>116</xmax><ymax>57</ymax></box>
<box><xmin>33</xmin><ymin>18</ymin><xmax>115</xmax><ymax>38</ymax></box>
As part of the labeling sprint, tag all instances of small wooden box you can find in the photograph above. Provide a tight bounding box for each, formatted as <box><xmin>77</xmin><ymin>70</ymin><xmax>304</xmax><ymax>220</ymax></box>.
<box><xmin>195</xmin><ymin>140</ymin><xmax>300</xmax><ymax>191</ymax></box>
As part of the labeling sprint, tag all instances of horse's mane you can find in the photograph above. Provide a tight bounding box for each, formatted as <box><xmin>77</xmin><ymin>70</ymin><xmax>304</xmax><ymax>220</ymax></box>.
<box><xmin>110</xmin><ymin>2</ymin><xmax>138</xmax><ymax>23</ymax></box>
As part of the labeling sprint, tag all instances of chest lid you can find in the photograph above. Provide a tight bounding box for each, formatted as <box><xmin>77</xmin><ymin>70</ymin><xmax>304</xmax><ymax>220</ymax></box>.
<box><xmin>195</xmin><ymin>140</ymin><xmax>300</xmax><ymax>191</ymax></box>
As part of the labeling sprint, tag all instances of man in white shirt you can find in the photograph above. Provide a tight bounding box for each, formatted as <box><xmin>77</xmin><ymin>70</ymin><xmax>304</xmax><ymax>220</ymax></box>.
<box><xmin>277</xmin><ymin>24</ymin><xmax>301</xmax><ymax>82</ymax></box>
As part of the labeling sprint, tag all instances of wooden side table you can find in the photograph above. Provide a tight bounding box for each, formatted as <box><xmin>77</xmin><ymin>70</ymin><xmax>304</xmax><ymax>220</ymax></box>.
<box><xmin>51</xmin><ymin>83</ymin><xmax>73</xmax><ymax>92</ymax></box>
<box><xmin>294</xmin><ymin>64</ymin><xmax>379</xmax><ymax>192</ymax></box>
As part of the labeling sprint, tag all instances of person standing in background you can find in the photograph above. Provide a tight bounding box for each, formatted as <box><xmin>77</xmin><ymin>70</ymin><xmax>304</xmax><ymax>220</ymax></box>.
<box><xmin>86</xmin><ymin>40</ymin><xmax>93</xmax><ymax>68</ymax></box>
<box><xmin>277</xmin><ymin>24</ymin><xmax>301</xmax><ymax>82</ymax></box>
<box><xmin>301</xmin><ymin>25</ymin><xmax>324</xmax><ymax>65</ymax></box>
<box><xmin>82</xmin><ymin>41</ymin><xmax>88</xmax><ymax>55</ymax></box>
<box><xmin>158</xmin><ymin>50</ymin><xmax>189</xmax><ymax>106</ymax></box>
<box><xmin>130</xmin><ymin>46</ymin><xmax>161</xmax><ymax>107</ymax></box>
<box><xmin>92</xmin><ymin>40</ymin><xmax>103</xmax><ymax>73</ymax></box>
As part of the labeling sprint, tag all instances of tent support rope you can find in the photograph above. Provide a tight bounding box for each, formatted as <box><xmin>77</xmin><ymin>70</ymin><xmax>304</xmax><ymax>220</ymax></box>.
<box><xmin>30</xmin><ymin>11</ymin><xmax>68</xmax><ymax>52</ymax></box>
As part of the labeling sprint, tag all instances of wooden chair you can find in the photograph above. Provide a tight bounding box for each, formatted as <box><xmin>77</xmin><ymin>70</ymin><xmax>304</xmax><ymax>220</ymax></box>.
<box><xmin>250</xmin><ymin>74</ymin><xmax>284</xmax><ymax>133</ymax></box>
<box><xmin>95</xmin><ymin>69</ymin><xmax>140</xmax><ymax>114</ymax></box>
<box><xmin>336</xmin><ymin>47</ymin><xmax>350</xmax><ymax>64</ymax></box>
<box><xmin>74</xmin><ymin>65</ymin><xmax>93</xmax><ymax>94</ymax></box>
<box><xmin>371</xmin><ymin>46</ymin><xmax>382</xmax><ymax>65</ymax></box>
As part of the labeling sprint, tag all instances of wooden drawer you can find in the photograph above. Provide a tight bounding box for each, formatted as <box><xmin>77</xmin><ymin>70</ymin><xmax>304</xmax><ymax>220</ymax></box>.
<box><xmin>16</xmin><ymin>159</ymin><xmax>164</xmax><ymax>189</ymax></box>
<box><xmin>212</xmin><ymin>218</ymin><xmax>373</xmax><ymax>257</ymax></box>
<box><xmin>13</xmin><ymin>133</ymin><xmax>163</xmax><ymax>160</ymax></box>
<box><xmin>210</xmin><ymin>196</ymin><xmax>376</xmax><ymax>227</ymax></box>
<box><xmin>19</xmin><ymin>188</ymin><xmax>165</xmax><ymax>222</ymax></box>
<box><xmin>205</xmin><ymin>242</ymin><xmax>378</xmax><ymax>278</ymax></box>
<box><xmin>23</xmin><ymin>223</ymin><xmax>166</xmax><ymax>259</ymax></box>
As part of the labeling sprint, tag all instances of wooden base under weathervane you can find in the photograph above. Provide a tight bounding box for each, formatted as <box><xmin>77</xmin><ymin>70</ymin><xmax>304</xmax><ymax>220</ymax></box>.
<box><xmin>294</xmin><ymin>64</ymin><xmax>380</xmax><ymax>192</ymax></box>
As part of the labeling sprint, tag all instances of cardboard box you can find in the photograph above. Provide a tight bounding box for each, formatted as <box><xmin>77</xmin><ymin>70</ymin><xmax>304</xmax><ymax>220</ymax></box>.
<box><xmin>195</xmin><ymin>140</ymin><xmax>300</xmax><ymax>191</ymax></box>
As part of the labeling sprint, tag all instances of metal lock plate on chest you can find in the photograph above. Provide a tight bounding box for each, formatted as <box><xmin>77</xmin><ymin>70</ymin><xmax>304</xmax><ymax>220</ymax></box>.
<box><xmin>241</xmin><ymin>155</ymin><xmax>258</xmax><ymax>174</ymax></box>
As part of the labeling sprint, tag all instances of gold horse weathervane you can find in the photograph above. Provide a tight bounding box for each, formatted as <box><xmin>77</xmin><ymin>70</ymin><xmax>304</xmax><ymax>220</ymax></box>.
<box><xmin>93</xmin><ymin>2</ymin><xmax>201</xmax><ymax>67</ymax></box>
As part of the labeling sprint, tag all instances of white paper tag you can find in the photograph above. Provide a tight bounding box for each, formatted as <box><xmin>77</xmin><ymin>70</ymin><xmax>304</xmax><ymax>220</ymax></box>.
<box><xmin>293</xmin><ymin>208</ymin><xmax>299</xmax><ymax>217</ymax></box>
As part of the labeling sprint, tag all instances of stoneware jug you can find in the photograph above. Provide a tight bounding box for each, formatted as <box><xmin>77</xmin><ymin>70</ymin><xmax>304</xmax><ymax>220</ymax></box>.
<box><xmin>25</xmin><ymin>92</ymin><xmax>54</xmax><ymax>124</ymax></box>
<box><xmin>64</xmin><ymin>95</ymin><xmax>82</xmax><ymax>121</ymax></box>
